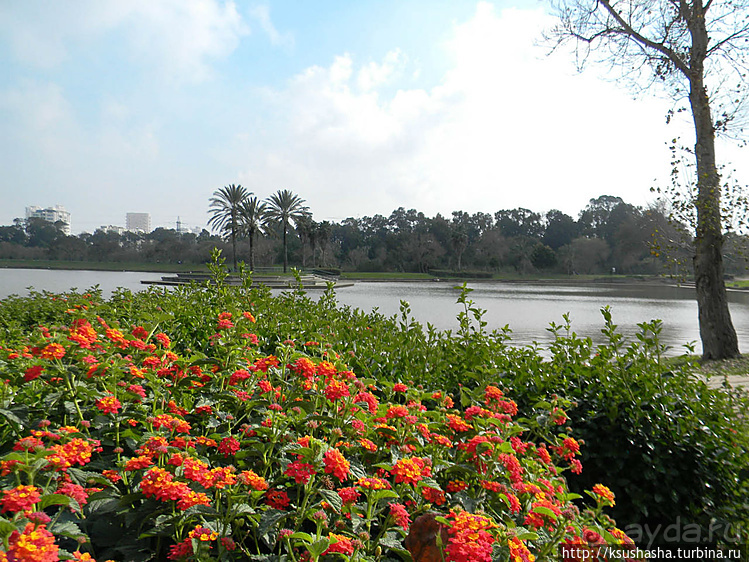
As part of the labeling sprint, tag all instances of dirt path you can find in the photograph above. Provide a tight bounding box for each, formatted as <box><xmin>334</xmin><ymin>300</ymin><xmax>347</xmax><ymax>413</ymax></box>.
<box><xmin>699</xmin><ymin>356</ymin><xmax>749</xmax><ymax>390</ymax></box>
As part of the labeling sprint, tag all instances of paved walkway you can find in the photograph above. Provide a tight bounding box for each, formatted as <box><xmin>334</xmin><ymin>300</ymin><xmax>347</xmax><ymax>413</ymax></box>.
<box><xmin>705</xmin><ymin>374</ymin><xmax>749</xmax><ymax>390</ymax></box>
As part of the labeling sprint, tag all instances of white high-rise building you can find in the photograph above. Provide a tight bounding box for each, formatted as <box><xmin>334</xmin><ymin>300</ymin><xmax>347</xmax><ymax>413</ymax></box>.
<box><xmin>25</xmin><ymin>205</ymin><xmax>71</xmax><ymax>235</ymax></box>
<box><xmin>126</xmin><ymin>212</ymin><xmax>151</xmax><ymax>233</ymax></box>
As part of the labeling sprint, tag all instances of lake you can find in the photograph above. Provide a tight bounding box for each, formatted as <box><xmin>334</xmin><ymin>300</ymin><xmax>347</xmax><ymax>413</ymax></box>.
<box><xmin>2</xmin><ymin>268</ymin><xmax>749</xmax><ymax>354</ymax></box>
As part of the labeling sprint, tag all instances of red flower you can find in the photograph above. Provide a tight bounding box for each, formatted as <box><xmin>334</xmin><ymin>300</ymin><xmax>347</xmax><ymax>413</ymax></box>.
<box><xmin>132</xmin><ymin>326</ymin><xmax>149</xmax><ymax>340</ymax></box>
<box><xmin>324</xmin><ymin>533</ymin><xmax>354</xmax><ymax>555</ymax></box>
<box><xmin>592</xmin><ymin>484</ymin><xmax>615</xmax><ymax>506</ymax></box>
<box><xmin>391</xmin><ymin>457</ymin><xmax>431</xmax><ymax>485</ymax></box>
<box><xmin>68</xmin><ymin>319</ymin><xmax>98</xmax><ymax>348</ymax></box>
<box><xmin>124</xmin><ymin>455</ymin><xmax>154</xmax><ymax>471</ymax></box>
<box><xmin>285</xmin><ymin>461</ymin><xmax>317</xmax><ymax>484</ymax></box>
<box><xmin>337</xmin><ymin>487</ymin><xmax>360</xmax><ymax>506</ymax></box>
<box><xmin>324</xmin><ymin>448</ymin><xmax>350</xmax><ymax>481</ymax></box>
<box><xmin>444</xmin><ymin>510</ymin><xmax>497</xmax><ymax>562</ymax></box>
<box><xmin>1</xmin><ymin>485</ymin><xmax>41</xmax><ymax>513</ymax></box>
<box><xmin>24</xmin><ymin>365</ymin><xmax>44</xmax><ymax>382</ymax></box>
<box><xmin>353</xmin><ymin>391</ymin><xmax>379</xmax><ymax>414</ymax></box>
<box><xmin>96</xmin><ymin>395</ymin><xmax>121</xmax><ymax>415</ymax></box>
<box><xmin>508</xmin><ymin>537</ymin><xmax>535</xmax><ymax>562</ymax></box>
<box><xmin>264</xmin><ymin>489</ymin><xmax>290</xmax><ymax>509</ymax></box>
<box><xmin>356</xmin><ymin>477</ymin><xmax>390</xmax><ymax>490</ymax></box>
<box><xmin>57</xmin><ymin>481</ymin><xmax>89</xmax><ymax>511</ymax></box>
<box><xmin>324</xmin><ymin>379</ymin><xmax>350</xmax><ymax>401</ymax></box>
<box><xmin>389</xmin><ymin>502</ymin><xmax>411</xmax><ymax>530</ymax></box>
<box><xmin>446</xmin><ymin>414</ymin><xmax>471</xmax><ymax>433</ymax></box>
<box><xmin>218</xmin><ymin>436</ymin><xmax>241</xmax><ymax>457</ymax></box>
<box><xmin>386</xmin><ymin>405</ymin><xmax>409</xmax><ymax>419</ymax></box>
<box><xmin>168</xmin><ymin>538</ymin><xmax>193</xmax><ymax>561</ymax></box>
<box><xmin>40</xmin><ymin>343</ymin><xmax>66</xmax><ymax>360</ymax></box>
<box><xmin>155</xmin><ymin>332</ymin><xmax>171</xmax><ymax>347</ymax></box>
<box><xmin>446</xmin><ymin>480</ymin><xmax>469</xmax><ymax>493</ymax></box>
<box><xmin>393</xmin><ymin>383</ymin><xmax>408</xmax><ymax>392</ymax></box>
<box><xmin>6</xmin><ymin>523</ymin><xmax>59</xmax><ymax>562</ymax></box>
<box><xmin>421</xmin><ymin>486</ymin><xmax>446</xmax><ymax>505</ymax></box>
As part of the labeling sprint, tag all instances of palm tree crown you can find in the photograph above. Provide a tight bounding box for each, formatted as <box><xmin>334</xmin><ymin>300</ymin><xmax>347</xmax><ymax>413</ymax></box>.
<box><xmin>264</xmin><ymin>189</ymin><xmax>309</xmax><ymax>272</ymax></box>
<box><xmin>208</xmin><ymin>184</ymin><xmax>251</xmax><ymax>271</ymax></box>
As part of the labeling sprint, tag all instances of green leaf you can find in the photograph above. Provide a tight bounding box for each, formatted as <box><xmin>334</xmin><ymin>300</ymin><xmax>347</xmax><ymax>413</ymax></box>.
<box><xmin>0</xmin><ymin>408</ymin><xmax>26</xmax><ymax>429</ymax></box>
<box><xmin>307</xmin><ymin>537</ymin><xmax>331</xmax><ymax>558</ymax></box>
<box><xmin>39</xmin><ymin>493</ymin><xmax>76</xmax><ymax>511</ymax></box>
<box><xmin>289</xmin><ymin>531</ymin><xmax>314</xmax><ymax>543</ymax></box>
<box><xmin>531</xmin><ymin>506</ymin><xmax>558</xmax><ymax>519</ymax></box>
<box><xmin>515</xmin><ymin>531</ymin><xmax>539</xmax><ymax>541</ymax></box>
<box><xmin>319</xmin><ymin>488</ymin><xmax>343</xmax><ymax>513</ymax></box>
<box><xmin>0</xmin><ymin>518</ymin><xmax>17</xmax><ymax>540</ymax></box>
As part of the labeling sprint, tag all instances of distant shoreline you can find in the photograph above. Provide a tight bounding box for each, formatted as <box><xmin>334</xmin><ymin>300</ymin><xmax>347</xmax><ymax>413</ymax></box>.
<box><xmin>0</xmin><ymin>259</ymin><xmax>689</xmax><ymax>285</ymax></box>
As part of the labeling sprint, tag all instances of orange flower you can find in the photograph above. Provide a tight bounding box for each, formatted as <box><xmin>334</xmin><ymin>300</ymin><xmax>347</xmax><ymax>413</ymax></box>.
<box><xmin>507</xmin><ymin>536</ymin><xmax>535</xmax><ymax>562</ymax></box>
<box><xmin>96</xmin><ymin>395</ymin><xmax>121</xmax><ymax>415</ymax></box>
<box><xmin>323</xmin><ymin>448</ymin><xmax>350</xmax><ymax>481</ymax></box>
<box><xmin>240</xmin><ymin>469</ymin><xmax>269</xmax><ymax>491</ymax></box>
<box><xmin>1</xmin><ymin>485</ymin><xmax>41</xmax><ymax>513</ymax></box>
<box><xmin>324</xmin><ymin>379</ymin><xmax>350</xmax><ymax>401</ymax></box>
<box><xmin>389</xmin><ymin>502</ymin><xmax>411</xmax><ymax>530</ymax></box>
<box><xmin>358</xmin><ymin>438</ymin><xmax>378</xmax><ymax>452</ymax></box>
<box><xmin>188</xmin><ymin>525</ymin><xmax>219</xmax><ymax>542</ymax></box>
<box><xmin>592</xmin><ymin>484</ymin><xmax>615</xmax><ymax>506</ymax></box>
<box><xmin>444</xmin><ymin>510</ymin><xmax>498</xmax><ymax>562</ymax></box>
<box><xmin>40</xmin><ymin>343</ymin><xmax>66</xmax><ymax>360</ymax></box>
<box><xmin>356</xmin><ymin>477</ymin><xmax>390</xmax><ymax>490</ymax></box>
<box><xmin>391</xmin><ymin>457</ymin><xmax>431</xmax><ymax>485</ymax></box>
<box><xmin>324</xmin><ymin>533</ymin><xmax>354</xmax><ymax>555</ymax></box>
<box><xmin>6</xmin><ymin>523</ymin><xmax>59</xmax><ymax>562</ymax></box>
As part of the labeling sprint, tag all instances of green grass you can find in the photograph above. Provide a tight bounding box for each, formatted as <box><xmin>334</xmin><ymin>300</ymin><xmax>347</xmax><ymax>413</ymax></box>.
<box><xmin>0</xmin><ymin>259</ymin><xmax>210</xmax><ymax>273</ymax></box>
<box><xmin>339</xmin><ymin>271</ymin><xmax>434</xmax><ymax>280</ymax></box>
<box><xmin>668</xmin><ymin>353</ymin><xmax>749</xmax><ymax>378</ymax></box>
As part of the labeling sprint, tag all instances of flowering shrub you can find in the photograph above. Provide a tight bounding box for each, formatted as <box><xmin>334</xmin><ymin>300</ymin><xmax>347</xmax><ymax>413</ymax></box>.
<box><xmin>0</xmin><ymin>296</ymin><xmax>632</xmax><ymax>561</ymax></box>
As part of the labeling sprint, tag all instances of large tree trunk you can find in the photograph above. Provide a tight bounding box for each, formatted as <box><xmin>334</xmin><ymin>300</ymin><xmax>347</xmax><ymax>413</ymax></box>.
<box><xmin>283</xmin><ymin>224</ymin><xmax>288</xmax><ymax>273</ymax></box>
<box><xmin>249</xmin><ymin>230</ymin><xmax>255</xmax><ymax>272</ymax></box>
<box><xmin>689</xmin><ymin>9</ymin><xmax>740</xmax><ymax>360</ymax></box>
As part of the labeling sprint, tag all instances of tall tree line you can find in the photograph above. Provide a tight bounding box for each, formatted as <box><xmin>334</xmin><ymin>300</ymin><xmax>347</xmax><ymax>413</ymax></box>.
<box><xmin>3</xmin><ymin>193</ymin><xmax>746</xmax><ymax>278</ymax></box>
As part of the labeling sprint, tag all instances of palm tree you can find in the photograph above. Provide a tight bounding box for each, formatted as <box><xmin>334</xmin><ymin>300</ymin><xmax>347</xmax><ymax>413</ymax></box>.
<box><xmin>238</xmin><ymin>196</ymin><xmax>267</xmax><ymax>272</ymax></box>
<box><xmin>207</xmin><ymin>184</ymin><xmax>250</xmax><ymax>271</ymax></box>
<box><xmin>264</xmin><ymin>189</ymin><xmax>310</xmax><ymax>273</ymax></box>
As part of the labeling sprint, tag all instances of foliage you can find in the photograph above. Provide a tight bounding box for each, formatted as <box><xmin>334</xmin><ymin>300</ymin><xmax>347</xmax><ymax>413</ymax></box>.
<box><xmin>3</xmin><ymin>194</ymin><xmax>737</xmax><ymax>276</ymax></box>
<box><xmin>0</xmin><ymin>256</ymin><xmax>747</xmax><ymax>555</ymax></box>
<box><xmin>208</xmin><ymin>184</ymin><xmax>252</xmax><ymax>272</ymax></box>
<box><xmin>264</xmin><ymin>190</ymin><xmax>310</xmax><ymax>273</ymax></box>
<box><xmin>0</xmin><ymin>279</ymin><xmax>630</xmax><ymax>561</ymax></box>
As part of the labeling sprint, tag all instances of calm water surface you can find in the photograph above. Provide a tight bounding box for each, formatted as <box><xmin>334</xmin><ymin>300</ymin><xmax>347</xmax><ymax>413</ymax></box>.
<box><xmin>2</xmin><ymin>269</ymin><xmax>749</xmax><ymax>354</ymax></box>
<box><xmin>331</xmin><ymin>280</ymin><xmax>749</xmax><ymax>354</ymax></box>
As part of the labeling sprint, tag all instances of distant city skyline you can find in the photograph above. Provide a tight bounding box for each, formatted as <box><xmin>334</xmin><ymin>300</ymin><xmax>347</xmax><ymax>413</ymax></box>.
<box><xmin>19</xmin><ymin>205</ymin><xmax>207</xmax><ymax>235</ymax></box>
<box><xmin>1</xmin><ymin>2</ymin><xmax>747</xmax><ymax>236</ymax></box>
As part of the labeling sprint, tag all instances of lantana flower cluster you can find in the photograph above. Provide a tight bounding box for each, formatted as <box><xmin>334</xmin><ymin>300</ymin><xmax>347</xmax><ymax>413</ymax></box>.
<box><xmin>0</xmin><ymin>299</ymin><xmax>632</xmax><ymax>561</ymax></box>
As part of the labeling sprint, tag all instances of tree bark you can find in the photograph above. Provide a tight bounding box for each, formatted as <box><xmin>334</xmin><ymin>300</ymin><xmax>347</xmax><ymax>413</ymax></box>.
<box><xmin>283</xmin><ymin>223</ymin><xmax>288</xmax><ymax>273</ymax></box>
<box><xmin>249</xmin><ymin>230</ymin><xmax>255</xmax><ymax>272</ymax></box>
<box><xmin>689</xmin><ymin>4</ymin><xmax>739</xmax><ymax>359</ymax></box>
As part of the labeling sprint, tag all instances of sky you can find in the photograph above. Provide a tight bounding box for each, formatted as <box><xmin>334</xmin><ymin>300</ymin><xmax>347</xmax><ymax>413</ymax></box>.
<box><xmin>0</xmin><ymin>1</ymin><xmax>747</xmax><ymax>235</ymax></box>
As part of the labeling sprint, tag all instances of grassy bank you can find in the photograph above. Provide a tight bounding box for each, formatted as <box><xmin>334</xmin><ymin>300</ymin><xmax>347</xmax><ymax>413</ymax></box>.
<box><xmin>0</xmin><ymin>259</ymin><xmax>209</xmax><ymax>273</ymax></box>
<box><xmin>2</xmin><ymin>259</ymin><xmax>674</xmax><ymax>284</ymax></box>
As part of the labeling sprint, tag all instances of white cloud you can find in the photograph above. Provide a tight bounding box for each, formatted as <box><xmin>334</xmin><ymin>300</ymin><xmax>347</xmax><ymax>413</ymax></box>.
<box><xmin>0</xmin><ymin>0</ymin><xmax>249</xmax><ymax>82</ymax></box>
<box><xmin>238</xmin><ymin>1</ymin><xmax>677</xmax><ymax>220</ymax></box>
<box><xmin>357</xmin><ymin>49</ymin><xmax>406</xmax><ymax>91</ymax></box>
<box><xmin>249</xmin><ymin>5</ymin><xmax>294</xmax><ymax>48</ymax></box>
